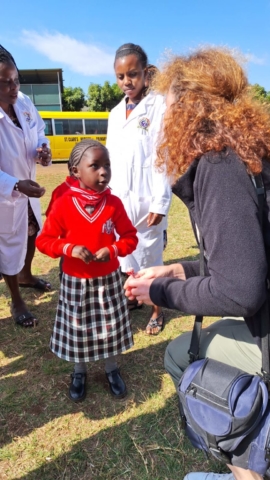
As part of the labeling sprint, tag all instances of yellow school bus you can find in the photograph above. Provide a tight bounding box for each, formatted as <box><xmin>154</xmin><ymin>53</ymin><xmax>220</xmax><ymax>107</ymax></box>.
<box><xmin>40</xmin><ymin>111</ymin><xmax>109</xmax><ymax>162</ymax></box>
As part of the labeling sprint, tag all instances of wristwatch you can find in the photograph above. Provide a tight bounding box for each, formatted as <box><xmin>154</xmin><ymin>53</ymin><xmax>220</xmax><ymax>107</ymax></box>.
<box><xmin>13</xmin><ymin>181</ymin><xmax>19</xmax><ymax>191</ymax></box>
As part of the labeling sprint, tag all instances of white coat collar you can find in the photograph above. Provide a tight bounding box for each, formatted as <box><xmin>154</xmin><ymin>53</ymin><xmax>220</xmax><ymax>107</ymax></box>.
<box><xmin>0</xmin><ymin>92</ymin><xmax>31</xmax><ymax>132</ymax></box>
<box><xmin>116</xmin><ymin>91</ymin><xmax>157</xmax><ymax>127</ymax></box>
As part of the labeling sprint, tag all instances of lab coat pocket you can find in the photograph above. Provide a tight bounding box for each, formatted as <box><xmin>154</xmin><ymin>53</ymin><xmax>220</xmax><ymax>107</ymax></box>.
<box><xmin>0</xmin><ymin>199</ymin><xmax>16</xmax><ymax>233</ymax></box>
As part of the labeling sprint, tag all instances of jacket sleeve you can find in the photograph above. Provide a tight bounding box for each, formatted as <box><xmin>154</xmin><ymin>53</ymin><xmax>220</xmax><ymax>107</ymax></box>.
<box><xmin>149</xmin><ymin>161</ymin><xmax>172</xmax><ymax>216</ymax></box>
<box><xmin>108</xmin><ymin>198</ymin><xmax>138</xmax><ymax>259</ymax></box>
<box><xmin>150</xmin><ymin>152</ymin><xmax>267</xmax><ymax>317</ymax></box>
<box><xmin>36</xmin><ymin>200</ymin><xmax>75</xmax><ymax>258</ymax></box>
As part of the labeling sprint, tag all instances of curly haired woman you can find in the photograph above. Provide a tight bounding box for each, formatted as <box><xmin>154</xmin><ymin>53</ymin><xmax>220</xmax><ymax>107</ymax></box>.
<box><xmin>124</xmin><ymin>47</ymin><xmax>270</xmax><ymax>480</ymax></box>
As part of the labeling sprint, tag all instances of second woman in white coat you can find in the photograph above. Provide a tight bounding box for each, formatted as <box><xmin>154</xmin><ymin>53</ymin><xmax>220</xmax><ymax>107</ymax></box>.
<box><xmin>106</xmin><ymin>43</ymin><xmax>172</xmax><ymax>334</ymax></box>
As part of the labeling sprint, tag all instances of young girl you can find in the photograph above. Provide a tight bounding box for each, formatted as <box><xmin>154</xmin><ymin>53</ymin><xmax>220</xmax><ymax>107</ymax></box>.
<box><xmin>36</xmin><ymin>139</ymin><xmax>138</xmax><ymax>402</ymax></box>
<box><xmin>106</xmin><ymin>43</ymin><xmax>172</xmax><ymax>335</ymax></box>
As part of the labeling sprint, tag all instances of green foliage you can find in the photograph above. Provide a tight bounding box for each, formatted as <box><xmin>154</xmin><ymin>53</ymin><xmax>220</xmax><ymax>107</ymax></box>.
<box><xmin>251</xmin><ymin>83</ymin><xmax>270</xmax><ymax>104</ymax></box>
<box><xmin>87</xmin><ymin>81</ymin><xmax>124</xmax><ymax>111</ymax></box>
<box><xmin>62</xmin><ymin>86</ymin><xmax>86</xmax><ymax>111</ymax></box>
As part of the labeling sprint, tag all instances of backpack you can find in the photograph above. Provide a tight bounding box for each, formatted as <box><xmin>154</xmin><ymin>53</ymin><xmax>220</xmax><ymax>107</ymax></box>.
<box><xmin>178</xmin><ymin>173</ymin><xmax>270</xmax><ymax>475</ymax></box>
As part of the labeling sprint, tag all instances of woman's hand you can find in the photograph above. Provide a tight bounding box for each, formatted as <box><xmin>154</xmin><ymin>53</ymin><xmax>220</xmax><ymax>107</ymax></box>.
<box><xmin>125</xmin><ymin>264</ymin><xmax>185</xmax><ymax>283</ymax></box>
<box><xmin>124</xmin><ymin>264</ymin><xmax>186</xmax><ymax>303</ymax></box>
<box><xmin>93</xmin><ymin>247</ymin><xmax>110</xmax><ymax>262</ymax></box>
<box><xmin>17</xmin><ymin>179</ymin><xmax>45</xmax><ymax>198</ymax></box>
<box><xmin>124</xmin><ymin>276</ymin><xmax>155</xmax><ymax>305</ymax></box>
<box><xmin>36</xmin><ymin>143</ymin><xmax>52</xmax><ymax>166</ymax></box>
<box><xmin>71</xmin><ymin>246</ymin><xmax>93</xmax><ymax>263</ymax></box>
<box><xmin>147</xmin><ymin>212</ymin><xmax>164</xmax><ymax>226</ymax></box>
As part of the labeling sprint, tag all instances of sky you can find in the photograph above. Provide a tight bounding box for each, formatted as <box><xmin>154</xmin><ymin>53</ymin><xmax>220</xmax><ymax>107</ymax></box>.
<box><xmin>1</xmin><ymin>0</ymin><xmax>270</xmax><ymax>95</ymax></box>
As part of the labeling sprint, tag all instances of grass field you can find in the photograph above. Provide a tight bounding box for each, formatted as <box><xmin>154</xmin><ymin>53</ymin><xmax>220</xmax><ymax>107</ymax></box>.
<box><xmin>0</xmin><ymin>164</ymin><xmax>227</xmax><ymax>480</ymax></box>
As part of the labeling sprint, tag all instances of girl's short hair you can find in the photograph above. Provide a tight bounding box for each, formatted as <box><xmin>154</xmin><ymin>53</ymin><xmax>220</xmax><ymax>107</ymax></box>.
<box><xmin>114</xmin><ymin>43</ymin><xmax>148</xmax><ymax>69</ymax></box>
<box><xmin>68</xmin><ymin>139</ymin><xmax>108</xmax><ymax>171</ymax></box>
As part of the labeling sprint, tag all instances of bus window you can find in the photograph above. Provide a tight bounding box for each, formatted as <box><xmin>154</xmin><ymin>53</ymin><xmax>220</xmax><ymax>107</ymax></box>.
<box><xmin>44</xmin><ymin>119</ymin><xmax>53</xmax><ymax>136</ymax></box>
<box><xmin>55</xmin><ymin>119</ymin><xmax>83</xmax><ymax>135</ymax></box>
<box><xmin>98</xmin><ymin>119</ymin><xmax>108</xmax><ymax>134</ymax></box>
<box><xmin>85</xmin><ymin>119</ymin><xmax>108</xmax><ymax>135</ymax></box>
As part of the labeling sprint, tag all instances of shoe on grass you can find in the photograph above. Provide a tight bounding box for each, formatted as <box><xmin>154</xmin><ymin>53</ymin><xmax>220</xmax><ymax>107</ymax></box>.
<box><xmin>69</xmin><ymin>372</ymin><xmax>86</xmax><ymax>402</ymax></box>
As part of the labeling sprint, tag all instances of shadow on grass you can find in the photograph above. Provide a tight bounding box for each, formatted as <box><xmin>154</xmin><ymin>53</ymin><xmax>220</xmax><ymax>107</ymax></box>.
<box><xmin>12</xmin><ymin>394</ymin><xmax>227</xmax><ymax>480</ymax></box>
<box><xmin>0</xmin><ymin>265</ymin><xmax>184</xmax><ymax>451</ymax></box>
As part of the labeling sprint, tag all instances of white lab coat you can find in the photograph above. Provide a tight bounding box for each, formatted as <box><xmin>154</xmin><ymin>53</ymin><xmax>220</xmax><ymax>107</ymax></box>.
<box><xmin>0</xmin><ymin>92</ymin><xmax>49</xmax><ymax>275</ymax></box>
<box><xmin>107</xmin><ymin>91</ymin><xmax>172</xmax><ymax>272</ymax></box>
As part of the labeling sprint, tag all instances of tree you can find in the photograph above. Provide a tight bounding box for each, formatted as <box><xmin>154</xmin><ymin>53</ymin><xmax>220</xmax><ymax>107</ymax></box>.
<box><xmin>62</xmin><ymin>86</ymin><xmax>85</xmax><ymax>111</ymax></box>
<box><xmin>250</xmin><ymin>83</ymin><xmax>270</xmax><ymax>104</ymax></box>
<box><xmin>87</xmin><ymin>81</ymin><xmax>124</xmax><ymax>111</ymax></box>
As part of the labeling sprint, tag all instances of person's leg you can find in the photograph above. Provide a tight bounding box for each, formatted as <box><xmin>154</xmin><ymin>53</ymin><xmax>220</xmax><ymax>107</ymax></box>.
<box><xmin>104</xmin><ymin>355</ymin><xmax>118</xmax><ymax>374</ymax></box>
<box><xmin>18</xmin><ymin>233</ymin><xmax>51</xmax><ymax>290</ymax></box>
<box><xmin>145</xmin><ymin>304</ymin><xmax>165</xmax><ymax>335</ymax></box>
<box><xmin>105</xmin><ymin>355</ymin><xmax>127</xmax><ymax>399</ymax></box>
<box><xmin>164</xmin><ymin>318</ymin><xmax>261</xmax><ymax>389</ymax></box>
<box><xmin>18</xmin><ymin>233</ymin><xmax>36</xmax><ymax>283</ymax></box>
<box><xmin>166</xmin><ymin>319</ymin><xmax>263</xmax><ymax>480</ymax></box>
<box><xmin>3</xmin><ymin>273</ymin><xmax>37</xmax><ymax>327</ymax></box>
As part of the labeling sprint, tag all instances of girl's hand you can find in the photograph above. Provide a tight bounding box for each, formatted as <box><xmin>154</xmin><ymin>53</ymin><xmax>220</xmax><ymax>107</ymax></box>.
<box><xmin>71</xmin><ymin>246</ymin><xmax>93</xmax><ymax>263</ymax></box>
<box><xmin>147</xmin><ymin>212</ymin><xmax>164</xmax><ymax>227</ymax></box>
<box><xmin>93</xmin><ymin>247</ymin><xmax>110</xmax><ymax>262</ymax></box>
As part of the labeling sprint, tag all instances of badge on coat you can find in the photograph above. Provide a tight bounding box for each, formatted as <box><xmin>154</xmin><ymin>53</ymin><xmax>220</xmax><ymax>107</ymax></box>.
<box><xmin>102</xmin><ymin>219</ymin><xmax>114</xmax><ymax>234</ymax></box>
<box><xmin>138</xmin><ymin>117</ymin><xmax>150</xmax><ymax>134</ymax></box>
<box><xmin>23</xmin><ymin>111</ymin><xmax>33</xmax><ymax>124</ymax></box>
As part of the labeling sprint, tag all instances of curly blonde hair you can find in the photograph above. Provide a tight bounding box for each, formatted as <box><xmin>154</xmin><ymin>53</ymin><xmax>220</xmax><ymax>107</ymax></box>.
<box><xmin>153</xmin><ymin>47</ymin><xmax>270</xmax><ymax>178</ymax></box>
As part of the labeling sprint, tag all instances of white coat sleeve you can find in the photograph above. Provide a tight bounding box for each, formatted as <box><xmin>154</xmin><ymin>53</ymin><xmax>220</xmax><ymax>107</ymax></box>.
<box><xmin>0</xmin><ymin>170</ymin><xmax>18</xmax><ymax>199</ymax></box>
<box><xmin>149</xmin><ymin>161</ymin><xmax>172</xmax><ymax>216</ymax></box>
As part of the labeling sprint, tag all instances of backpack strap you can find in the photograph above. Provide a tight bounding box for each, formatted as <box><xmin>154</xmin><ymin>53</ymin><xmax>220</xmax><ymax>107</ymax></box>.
<box><xmin>188</xmin><ymin>239</ymin><xmax>205</xmax><ymax>363</ymax></box>
<box><xmin>188</xmin><ymin>173</ymin><xmax>270</xmax><ymax>383</ymax></box>
<box><xmin>253</xmin><ymin>174</ymin><xmax>270</xmax><ymax>385</ymax></box>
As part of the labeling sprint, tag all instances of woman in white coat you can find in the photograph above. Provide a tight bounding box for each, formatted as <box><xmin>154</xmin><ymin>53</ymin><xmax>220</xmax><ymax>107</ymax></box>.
<box><xmin>106</xmin><ymin>43</ymin><xmax>172</xmax><ymax>334</ymax></box>
<box><xmin>0</xmin><ymin>45</ymin><xmax>51</xmax><ymax>327</ymax></box>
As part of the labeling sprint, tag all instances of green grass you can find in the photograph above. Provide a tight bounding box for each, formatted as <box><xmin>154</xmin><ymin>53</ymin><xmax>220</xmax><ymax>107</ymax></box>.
<box><xmin>0</xmin><ymin>164</ymin><xmax>228</xmax><ymax>479</ymax></box>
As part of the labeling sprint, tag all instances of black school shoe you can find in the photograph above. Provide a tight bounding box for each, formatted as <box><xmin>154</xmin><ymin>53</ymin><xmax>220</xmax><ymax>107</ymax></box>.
<box><xmin>69</xmin><ymin>372</ymin><xmax>87</xmax><ymax>402</ymax></box>
<box><xmin>106</xmin><ymin>368</ymin><xmax>127</xmax><ymax>399</ymax></box>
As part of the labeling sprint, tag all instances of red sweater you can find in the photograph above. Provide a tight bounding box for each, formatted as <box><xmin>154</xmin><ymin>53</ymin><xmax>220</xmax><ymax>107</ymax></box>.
<box><xmin>45</xmin><ymin>176</ymin><xmax>77</xmax><ymax>217</ymax></box>
<box><xmin>36</xmin><ymin>192</ymin><xmax>138</xmax><ymax>279</ymax></box>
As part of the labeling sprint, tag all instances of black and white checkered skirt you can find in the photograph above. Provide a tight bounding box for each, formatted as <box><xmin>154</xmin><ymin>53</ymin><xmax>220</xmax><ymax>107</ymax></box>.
<box><xmin>50</xmin><ymin>268</ymin><xmax>134</xmax><ymax>362</ymax></box>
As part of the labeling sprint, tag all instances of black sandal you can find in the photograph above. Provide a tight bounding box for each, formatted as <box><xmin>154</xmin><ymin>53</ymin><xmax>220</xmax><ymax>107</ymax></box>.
<box><xmin>145</xmin><ymin>312</ymin><xmax>165</xmax><ymax>335</ymax></box>
<box><xmin>19</xmin><ymin>278</ymin><xmax>51</xmax><ymax>292</ymax></box>
<box><xmin>11</xmin><ymin>310</ymin><xmax>38</xmax><ymax>328</ymax></box>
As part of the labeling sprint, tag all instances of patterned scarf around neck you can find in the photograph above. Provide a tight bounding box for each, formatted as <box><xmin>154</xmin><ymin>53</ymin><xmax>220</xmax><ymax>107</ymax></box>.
<box><xmin>68</xmin><ymin>180</ymin><xmax>111</xmax><ymax>207</ymax></box>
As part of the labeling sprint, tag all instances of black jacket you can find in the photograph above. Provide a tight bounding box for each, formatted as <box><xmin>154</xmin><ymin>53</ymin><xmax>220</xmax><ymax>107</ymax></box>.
<box><xmin>150</xmin><ymin>148</ymin><xmax>268</xmax><ymax>344</ymax></box>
